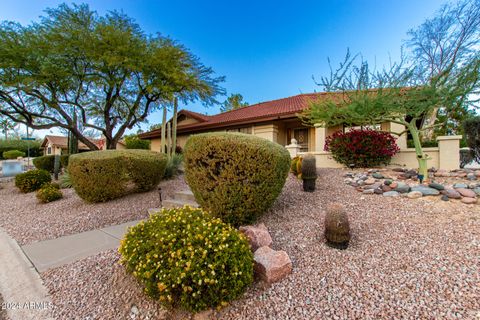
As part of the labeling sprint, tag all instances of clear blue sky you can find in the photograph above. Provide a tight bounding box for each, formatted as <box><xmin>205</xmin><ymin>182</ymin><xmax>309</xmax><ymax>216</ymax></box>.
<box><xmin>0</xmin><ymin>0</ymin><xmax>444</xmax><ymax>135</ymax></box>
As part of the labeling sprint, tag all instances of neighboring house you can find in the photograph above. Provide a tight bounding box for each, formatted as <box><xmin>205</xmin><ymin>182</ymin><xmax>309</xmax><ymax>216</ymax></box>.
<box><xmin>41</xmin><ymin>135</ymin><xmax>125</xmax><ymax>155</ymax></box>
<box><xmin>139</xmin><ymin>93</ymin><xmax>407</xmax><ymax>153</ymax></box>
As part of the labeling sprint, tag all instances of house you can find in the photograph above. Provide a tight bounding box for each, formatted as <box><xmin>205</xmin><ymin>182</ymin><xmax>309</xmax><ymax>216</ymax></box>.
<box><xmin>139</xmin><ymin>93</ymin><xmax>461</xmax><ymax>170</ymax></box>
<box><xmin>139</xmin><ymin>93</ymin><xmax>407</xmax><ymax>152</ymax></box>
<box><xmin>41</xmin><ymin>135</ymin><xmax>125</xmax><ymax>155</ymax></box>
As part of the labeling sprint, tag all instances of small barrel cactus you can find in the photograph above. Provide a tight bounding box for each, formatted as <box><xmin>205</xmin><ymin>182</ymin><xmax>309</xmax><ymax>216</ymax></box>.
<box><xmin>296</xmin><ymin>157</ymin><xmax>303</xmax><ymax>179</ymax></box>
<box><xmin>301</xmin><ymin>154</ymin><xmax>317</xmax><ymax>191</ymax></box>
<box><xmin>324</xmin><ymin>203</ymin><xmax>350</xmax><ymax>249</ymax></box>
<box><xmin>290</xmin><ymin>156</ymin><xmax>300</xmax><ymax>175</ymax></box>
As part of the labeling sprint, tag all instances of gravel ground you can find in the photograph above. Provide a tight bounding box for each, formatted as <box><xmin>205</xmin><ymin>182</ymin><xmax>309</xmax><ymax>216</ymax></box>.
<box><xmin>41</xmin><ymin>169</ymin><xmax>480</xmax><ymax>319</ymax></box>
<box><xmin>0</xmin><ymin>294</ymin><xmax>7</xmax><ymax>320</ymax></box>
<box><xmin>0</xmin><ymin>176</ymin><xmax>187</xmax><ymax>245</ymax></box>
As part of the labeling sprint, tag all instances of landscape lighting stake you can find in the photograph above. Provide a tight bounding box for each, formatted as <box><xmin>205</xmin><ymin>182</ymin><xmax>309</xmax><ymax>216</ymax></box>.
<box><xmin>158</xmin><ymin>187</ymin><xmax>162</xmax><ymax>207</ymax></box>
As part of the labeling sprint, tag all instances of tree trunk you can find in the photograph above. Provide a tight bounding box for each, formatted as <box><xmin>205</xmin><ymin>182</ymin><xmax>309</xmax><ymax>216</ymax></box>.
<box><xmin>408</xmin><ymin>120</ymin><xmax>430</xmax><ymax>182</ymax></box>
<box><xmin>160</xmin><ymin>106</ymin><xmax>167</xmax><ymax>154</ymax></box>
<box><xmin>172</xmin><ymin>97</ymin><xmax>178</xmax><ymax>156</ymax></box>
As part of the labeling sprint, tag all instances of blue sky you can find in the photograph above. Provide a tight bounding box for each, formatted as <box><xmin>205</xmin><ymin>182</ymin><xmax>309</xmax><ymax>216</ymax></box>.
<box><xmin>0</xmin><ymin>0</ymin><xmax>444</xmax><ymax>136</ymax></box>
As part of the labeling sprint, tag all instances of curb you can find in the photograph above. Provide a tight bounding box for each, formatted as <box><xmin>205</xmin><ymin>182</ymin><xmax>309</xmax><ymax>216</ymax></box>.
<box><xmin>0</xmin><ymin>228</ymin><xmax>53</xmax><ymax>320</ymax></box>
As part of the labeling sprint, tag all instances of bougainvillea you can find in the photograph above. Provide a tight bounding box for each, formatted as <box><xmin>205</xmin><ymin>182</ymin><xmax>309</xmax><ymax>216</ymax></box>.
<box><xmin>324</xmin><ymin>129</ymin><xmax>400</xmax><ymax>167</ymax></box>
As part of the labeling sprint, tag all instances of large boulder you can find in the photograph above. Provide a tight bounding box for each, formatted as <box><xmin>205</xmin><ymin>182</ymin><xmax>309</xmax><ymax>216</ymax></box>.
<box><xmin>253</xmin><ymin>246</ymin><xmax>292</xmax><ymax>284</ymax></box>
<box><xmin>239</xmin><ymin>223</ymin><xmax>273</xmax><ymax>252</ymax></box>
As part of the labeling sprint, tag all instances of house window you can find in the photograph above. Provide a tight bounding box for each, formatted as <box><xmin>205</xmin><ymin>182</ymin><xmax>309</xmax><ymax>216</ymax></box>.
<box><xmin>47</xmin><ymin>147</ymin><xmax>51</xmax><ymax>155</ymax></box>
<box><xmin>293</xmin><ymin>128</ymin><xmax>309</xmax><ymax>152</ymax></box>
<box><xmin>227</xmin><ymin>127</ymin><xmax>252</xmax><ymax>134</ymax></box>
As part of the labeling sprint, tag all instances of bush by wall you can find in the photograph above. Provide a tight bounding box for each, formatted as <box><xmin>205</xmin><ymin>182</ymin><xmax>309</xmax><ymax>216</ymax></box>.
<box><xmin>464</xmin><ymin>117</ymin><xmax>480</xmax><ymax>163</ymax></box>
<box><xmin>119</xmin><ymin>206</ymin><xmax>254</xmax><ymax>313</ymax></box>
<box><xmin>2</xmin><ymin>150</ymin><xmax>25</xmax><ymax>159</ymax></box>
<box><xmin>184</xmin><ymin>132</ymin><xmax>291</xmax><ymax>227</ymax></box>
<box><xmin>33</xmin><ymin>155</ymin><xmax>69</xmax><ymax>172</ymax></box>
<box><xmin>0</xmin><ymin>139</ymin><xmax>42</xmax><ymax>159</ymax></box>
<box><xmin>124</xmin><ymin>134</ymin><xmax>151</xmax><ymax>150</ymax></box>
<box><xmin>36</xmin><ymin>183</ymin><xmax>63</xmax><ymax>203</ymax></box>
<box><xmin>325</xmin><ymin>129</ymin><xmax>400</xmax><ymax>168</ymax></box>
<box><xmin>68</xmin><ymin>149</ymin><xmax>167</xmax><ymax>202</ymax></box>
<box><xmin>15</xmin><ymin>169</ymin><xmax>51</xmax><ymax>193</ymax></box>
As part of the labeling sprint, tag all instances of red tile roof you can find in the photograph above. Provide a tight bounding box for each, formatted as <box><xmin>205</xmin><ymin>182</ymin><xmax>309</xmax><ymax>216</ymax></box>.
<box><xmin>140</xmin><ymin>92</ymin><xmax>342</xmax><ymax>139</ymax></box>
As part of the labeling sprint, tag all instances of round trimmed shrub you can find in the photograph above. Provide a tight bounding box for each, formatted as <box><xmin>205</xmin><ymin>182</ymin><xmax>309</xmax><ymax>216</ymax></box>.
<box><xmin>68</xmin><ymin>149</ymin><xmax>167</xmax><ymax>202</ymax></box>
<box><xmin>36</xmin><ymin>183</ymin><xmax>63</xmax><ymax>203</ymax></box>
<box><xmin>15</xmin><ymin>169</ymin><xmax>52</xmax><ymax>193</ymax></box>
<box><xmin>324</xmin><ymin>129</ymin><xmax>400</xmax><ymax>168</ymax></box>
<box><xmin>33</xmin><ymin>155</ymin><xmax>56</xmax><ymax>172</ymax></box>
<box><xmin>3</xmin><ymin>150</ymin><xmax>25</xmax><ymax>159</ymax></box>
<box><xmin>184</xmin><ymin>132</ymin><xmax>291</xmax><ymax>227</ymax></box>
<box><xmin>119</xmin><ymin>206</ymin><xmax>254</xmax><ymax>313</ymax></box>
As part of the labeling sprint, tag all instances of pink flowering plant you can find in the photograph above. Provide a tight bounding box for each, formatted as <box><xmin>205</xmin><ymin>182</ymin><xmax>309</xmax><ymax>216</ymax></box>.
<box><xmin>324</xmin><ymin>129</ymin><xmax>400</xmax><ymax>167</ymax></box>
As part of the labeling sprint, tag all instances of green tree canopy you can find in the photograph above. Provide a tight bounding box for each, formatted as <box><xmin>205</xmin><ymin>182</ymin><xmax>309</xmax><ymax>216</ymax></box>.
<box><xmin>0</xmin><ymin>4</ymin><xmax>224</xmax><ymax>149</ymax></box>
<box><xmin>302</xmin><ymin>50</ymin><xmax>479</xmax><ymax>177</ymax></box>
<box><xmin>220</xmin><ymin>93</ymin><xmax>248</xmax><ymax>113</ymax></box>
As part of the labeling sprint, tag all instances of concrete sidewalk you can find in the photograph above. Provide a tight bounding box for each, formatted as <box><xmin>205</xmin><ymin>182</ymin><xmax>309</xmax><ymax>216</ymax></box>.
<box><xmin>22</xmin><ymin>220</ymin><xmax>142</xmax><ymax>272</ymax></box>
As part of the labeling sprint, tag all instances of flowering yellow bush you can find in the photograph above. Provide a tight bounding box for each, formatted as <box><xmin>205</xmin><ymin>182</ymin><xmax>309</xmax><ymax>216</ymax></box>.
<box><xmin>119</xmin><ymin>206</ymin><xmax>254</xmax><ymax>313</ymax></box>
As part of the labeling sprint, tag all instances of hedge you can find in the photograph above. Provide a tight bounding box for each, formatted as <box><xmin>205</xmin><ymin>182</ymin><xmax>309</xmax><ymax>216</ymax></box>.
<box><xmin>184</xmin><ymin>132</ymin><xmax>291</xmax><ymax>227</ymax></box>
<box><xmin>33</xmin><ymin>155</ymin><xmax>69</xmax><ymax>172</ymax></box>
<box><xmin>119</xmin><ymin>206</ymin><xmax>254</xmax><ymax>312</ymax></box>
<box><xmin>68</xmin><ymin>150</ymin><xmax>167</xmax><ymax>202</ymax></box>
<box><xmin>0</xmin><ymin>139</ymin><xmax>42</xmax><ymax>159</ymax></box>
<box><xmin>3</xmin><ymin>150</ymin><xmax>25</xmax><ymax>159</ymax></box>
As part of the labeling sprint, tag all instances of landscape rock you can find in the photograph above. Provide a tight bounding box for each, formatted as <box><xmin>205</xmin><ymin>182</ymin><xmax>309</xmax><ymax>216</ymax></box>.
<box><xmin>475</xmin><ymin>170</ymin><xmax>480</xmax><ymax>177</ymax></box>
<box><xmin>389</xmin><ymin>181</ymin><xmax>398</xmax><ymax>189</ymax></box>
<box><xmin>372</xmin><ymin>173</ymin><xmax>384</xmax><ymax>179</ymax></box>
<box><xmin>443</xmin><ymin>189</ymin><xmax>462</xmax><ymax>199</ymax></box>
<box><xmin>392</xmin><ymin>167</ymin><xmax>405</xmax><ymax>172</ymax></box>
<box><xmin>374</xmin><ymin>188</ymin><xmax>384</xmax><ymax>195</ymax></box>
<box><xmin>239</xmin><ymin>223</ymin><xmax>273</xmax><ymax>251</ymax></box>
<box><xmin>383</xmin><ymin>191</ymin><xmax>400</xmax><ymax>197</ymax></box>
<box><xmin>381</xmin><ymin>185</ymin><xmax>392</xmax><ymax>192</ymax></box>
<box><xmin>362</xmin><ymin>189</ymin><xmax>375</xmax><ymax>195</ymax></box>
<box><xmin>364</xmin><ymin>178</ymin><xmax>376</xmax><ymax>185</ymax></box>
<box><xmin>394</xmin><ymin>182</ymin><xmax>410</xmax><ymax>194</ymax></box>
<box><xmin>461</xmin><ymin>197</ymin><xmax>477</xmax><ymax>204</ymax></box>
<box><xmin>428</xmin><ymin>182</ymin><xmax>444</xmax><ymax>190</ymax></box>
<box><xmin>254</xmin><ymin>246</ymin><xmax>292</xmax><ymax>284</ymax></box>
<box><xmin>474</xmin><ymin>188</ymin><xmax>480</xmax><ymax>196</ymax></box>
<box><xmin>407</xmin><ymin>191</ymin><xmax>423</xmax><ymax>199</ymax></box>
<box><xmin>453</xmin><ymin>183</ymin><xmax>468</xmax><ymax>189</ymax></box>
<box><xmin>456</xmin><ymin>188</ymin><xmax>476</xmax><ymax>198</ymax></box>
<box><xmin>467</xmin><ymin>173</ymin><xmax>476</xmax><ymax>181</ymax></box>
<box><xmin>411</xmin><ymin>186</ymin><xmax>440</xmax><ymax>196</ymax></box>
<box><xmin>441</xmin><ymin>195</ymin><xmax>450</xmax><ymax>201</ymax></box>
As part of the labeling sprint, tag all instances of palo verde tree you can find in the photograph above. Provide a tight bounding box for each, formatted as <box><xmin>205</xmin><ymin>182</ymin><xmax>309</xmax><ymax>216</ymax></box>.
<box><xmin>407</xmin><ymin>0</ymin><xmax>480</xmax><ymax>136</ymax></box>
<box><xmin>301</xmin><ymin>50</ymin><xmax>480</xmax><ymax>178</ymax></box>
<box><xmin>0</xmin><ymin>4</ymin><xmax>224</xmax><ymax>149</ymax></box>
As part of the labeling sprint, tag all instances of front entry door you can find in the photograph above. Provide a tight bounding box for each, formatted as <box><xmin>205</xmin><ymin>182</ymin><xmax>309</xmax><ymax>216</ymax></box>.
<box><xmin>293</xmin><ymin>128</ymin><xmax>309</xmax><ymax>152</ymax></box>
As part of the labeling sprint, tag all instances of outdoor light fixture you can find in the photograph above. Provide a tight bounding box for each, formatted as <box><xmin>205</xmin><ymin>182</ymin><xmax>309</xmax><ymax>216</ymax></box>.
<box><xmin>418</xmin><ymin>174</ymin><xmax>424</xmax><ymax>184</ymax></box>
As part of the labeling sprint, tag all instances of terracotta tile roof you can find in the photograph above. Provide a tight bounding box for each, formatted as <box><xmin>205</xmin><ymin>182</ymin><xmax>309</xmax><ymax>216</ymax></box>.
<box><xmin>41</xmin><ymin>135</ymin><xmax>102</xmax><ymax>150</ymax></box>
<box><xmin>140</xmin><ymin>92</ymin><xmax>343</xmax><ymax>138</ymax></box>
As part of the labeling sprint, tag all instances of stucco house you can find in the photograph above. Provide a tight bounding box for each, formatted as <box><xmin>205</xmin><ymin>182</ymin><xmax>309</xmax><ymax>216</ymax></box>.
<box><xmin>41</xmin><ymin>135</ymin><xmax>125</xmax><ymax>155</ymax></box>
<box><xmin>139</xmin><ymin>93</ymin><xmax>461</xmax><ymax>170</ymax></box>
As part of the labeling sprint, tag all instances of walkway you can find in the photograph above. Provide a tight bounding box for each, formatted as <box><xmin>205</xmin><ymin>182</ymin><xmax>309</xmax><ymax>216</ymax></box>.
<box><xmin>22</xmin><ymin>220</ymin><xmax>142</xmax><ymax>272</ymax></box>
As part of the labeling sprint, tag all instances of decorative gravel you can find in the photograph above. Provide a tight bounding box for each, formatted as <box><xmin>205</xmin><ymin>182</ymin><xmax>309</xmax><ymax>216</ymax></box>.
<box><xmin>0</xmin><ymin>294</ymin><xmax>7</xmax><ymax>320</ymax></box>
<box><xmin>0</xmin><ymin>176</ymin><xmax>187</xmax><ymax>245</ymax></box>
<box><xmin>41</xmin><ymin>169</ymin><xmax>480</xmax><ymax>319</ymax></box>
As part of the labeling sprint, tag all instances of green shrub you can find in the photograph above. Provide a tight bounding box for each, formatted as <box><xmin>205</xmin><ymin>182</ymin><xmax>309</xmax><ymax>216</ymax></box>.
<box><xmin>15</xmin><ymin>169</ymin><xmax>51</xmax><ymax>193</ymax></box>
<box><xmin>2</xmin><ymin>150</ymin><xmax>25</xmax><ymax>159</ymax></box>
<box><xmin>290</xmin><ymin>156</ymin><xmax>300</xmax><ymax>175</ymax></box>
<box><xmin>184</xmin><ymin>132</ymin><xmax>290</xmax><ymax>227</ymax></box>
<box><xmin>124</xmin><ymin>134</ymin><xmax>151</xmax><ymax>149</ymax></box>
<box><xmin>163</xmin><ymin>154</ymin><xmax>183</xmax><ymax>179</ymax></box>
<box><xmin>36</xmin><ymin>183</ymin><xmax>63</xmax><ymax>203</ymax></box>
<box><xmin>0</xmin><ymin>139</ymin><xmax>42</xmax><ymax>159</ymax></box>
<box><xmin>68</xmin><ymin>150</ymin><xmax>167</xmax><ymax>202</ymax></box>
<box><xmin>119</xmin><ymin>206</ymin><xmax>254</xmax><ymax>313</ymax></box>
<box><xmin>60</xmin><ymin>154</ymin><xmax>69</xmax><ymax>168</ymax></box>
<box><xmin>33</xmin><ymin>155</ymin><xmax>55</xmax><ymax>172</ymax></box>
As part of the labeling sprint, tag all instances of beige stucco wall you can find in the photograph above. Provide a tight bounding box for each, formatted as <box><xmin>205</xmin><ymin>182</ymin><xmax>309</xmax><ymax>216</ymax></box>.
<box><xmin>253</xmin><ymin>123</ymin><xmax>279</xmax><ymax>143</ymax></box>
<box><xmin>44</xmin><ymin>144</ymin><xmax>63</xmax><ymax>155</ymax></box>
<box><xmin>391</xmin><ymin>148</ymin><xmax>440</xmax><ymax>169</ymax></box>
